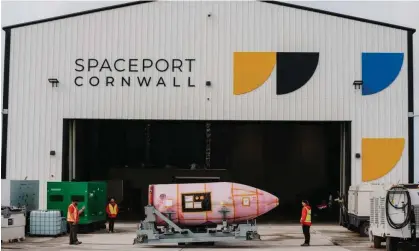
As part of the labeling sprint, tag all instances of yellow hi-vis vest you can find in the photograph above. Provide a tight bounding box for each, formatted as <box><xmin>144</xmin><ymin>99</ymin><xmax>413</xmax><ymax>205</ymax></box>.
<box><xmin>304</xmin><ymin>207</ymin><xmax>312</xmax><ymax>223</ymax></box>
<box><xmin>108</xmin><ymin>204</ymin><xmax>118</xmax><ymax>215</ymax></box>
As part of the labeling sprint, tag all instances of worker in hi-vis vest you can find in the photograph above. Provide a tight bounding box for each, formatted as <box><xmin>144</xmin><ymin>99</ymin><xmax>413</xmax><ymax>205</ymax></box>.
<box><xmin>106</xmin><ymin>198</ymin><xmax>119</xmax><ymax>233</ymax></box>
<box><xmin>67</xmin><ymin>198</ymin><xmax>85</xmax><ymax>245</ymax></box>
<box><xmin>300</xmin><ymin>200</ymin><xmax>312</xmax><ymax>247</ymax></box>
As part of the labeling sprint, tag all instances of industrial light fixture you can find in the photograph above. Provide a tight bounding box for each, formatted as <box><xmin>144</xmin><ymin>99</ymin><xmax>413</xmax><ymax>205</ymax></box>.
<box><xmin>48</xmin><ymin>78</ymin><xmax>60</xmax><ymax>87</ymax></box>
<box><xmin>206</xmin><ymin>81</ymin><xmax>211</xmax><ymax>87</ymax></box>
<box><xmin>353</xmin><ymin>80</ymin><xmax>363</xmax><ymax>90</ymax></box>
<box><xmin>355</xmin><ymin>153</ymin><xmax>361</xmax><ymax>159</ymax></box>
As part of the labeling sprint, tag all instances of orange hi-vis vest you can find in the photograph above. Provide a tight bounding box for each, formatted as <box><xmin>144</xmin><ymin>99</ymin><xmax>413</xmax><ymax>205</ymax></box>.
<box><xmin>67</xmin><ymin>204</ymin><xmax>79</xmax><ymax>223</ymax></box>
<box><xmin>107</xmin><ymin>204</ymin><xmax>118</xmax><ymax>218</ymax></box>
<box><xmin>301</xmin><ymin>206</ymin><xmax>312</xmax><ymax>226</ymax></box>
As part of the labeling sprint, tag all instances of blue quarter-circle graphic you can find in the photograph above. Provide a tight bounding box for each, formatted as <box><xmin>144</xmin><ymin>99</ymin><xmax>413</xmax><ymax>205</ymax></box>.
<box><xmin>361</xmin><ymin>52</ymin><xmax>404</xmax><ymax>95</ymax></box>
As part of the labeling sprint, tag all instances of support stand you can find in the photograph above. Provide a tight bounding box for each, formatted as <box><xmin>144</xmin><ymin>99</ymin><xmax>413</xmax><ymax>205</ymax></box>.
<box><xmin>133</xmin><ymin>206</ymin><xmax>260</xmax><ymax>245</ymax></box>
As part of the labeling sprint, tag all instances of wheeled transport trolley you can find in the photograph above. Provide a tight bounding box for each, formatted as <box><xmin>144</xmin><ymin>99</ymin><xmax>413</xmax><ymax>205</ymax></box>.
<box><xmin>133</xmin><ymin>205</ymin><xmax>261</xmax><ymax>245</ymax></box>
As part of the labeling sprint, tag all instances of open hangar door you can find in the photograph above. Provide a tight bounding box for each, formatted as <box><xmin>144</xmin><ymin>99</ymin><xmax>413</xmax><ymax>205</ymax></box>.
<box><xmin>62</xmin><ymin>119</ymin><xmax>350</xmax><ymax>222</ymax></box>
<box><xmin>209</xmin><ymin>121</ymin><xmax>351</xmax><ymax>223</ymax></box>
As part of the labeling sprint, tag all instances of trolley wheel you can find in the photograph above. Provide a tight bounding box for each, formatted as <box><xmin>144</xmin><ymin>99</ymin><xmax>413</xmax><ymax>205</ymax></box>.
<box><xmin>246</xmin><ymin>231</ymin><xmax>253</xmax><ymax>240</ymax></box>
<box><xmin>133</xmin><ymin>236</ymin><xmax>142</xmax><ymax>245</ymax></box>
<box><xmin>386</xmin><ymin>237</ymin><xmax>398</xmax><ymax>251</ymax></box>
<box><xmin>138</xmin><ymin>235</ymin><xmax>148</xmax><ymax>244</ymax></box>
<box><xmin>373</xmin><ymin>236</ymin><xmax>382</xmax><ymax>248</ymax></box>
<box><xmin>359</xmin><ymin>222</ymin><xmax>369</xmax><ymax>237</ymax></box>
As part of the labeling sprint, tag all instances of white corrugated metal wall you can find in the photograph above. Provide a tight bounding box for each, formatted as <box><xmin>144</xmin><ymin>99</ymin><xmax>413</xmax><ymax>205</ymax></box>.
<box><xmin>415</xmin><ymin>116</ymin><xmax>419</xmax><ymax>183</ymax></box>
<box><xmin>5</xmin><ymin>1</ymin><xmax>409</xmax><ymax>208</ymax></box>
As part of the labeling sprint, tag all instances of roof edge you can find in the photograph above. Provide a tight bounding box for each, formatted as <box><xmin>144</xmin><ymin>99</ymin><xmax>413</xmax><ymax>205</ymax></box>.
<box><xmin>2</xmin><ymin>0</ymin><xmax>154</xmax><ymax>31</ymax></box>
<box><xmin>2</xmin><ymin>0</ymin><xmax>416</xmax><ymax>34</ymax></box>
<box><xmin>262</xmin><ymin>1</ymin><xmax>415</xmax><ymax>33</ymax></box>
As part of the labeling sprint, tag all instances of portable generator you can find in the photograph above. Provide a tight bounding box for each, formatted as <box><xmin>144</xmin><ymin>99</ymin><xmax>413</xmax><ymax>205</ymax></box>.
<box><xmin>369</xmin><ymin>184</ymin><xmax>418</xmax><ymax>251</ymax></box>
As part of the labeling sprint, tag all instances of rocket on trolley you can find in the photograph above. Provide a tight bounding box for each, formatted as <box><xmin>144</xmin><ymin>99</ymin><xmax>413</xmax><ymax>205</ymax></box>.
<box><xmin>134</xmin><ymin>182</ymin><xmax>279</xmax><ymax>245</ymax></box>
<box><xmin>149</xmin><ymin>182</ymin><xmax>279</xmax><ymax>226</ymax></box>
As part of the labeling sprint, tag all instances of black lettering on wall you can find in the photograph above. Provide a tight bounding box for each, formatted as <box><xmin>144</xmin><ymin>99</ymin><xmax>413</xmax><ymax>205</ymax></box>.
<box><xmin>75</xmin><ymin>59</ymin><xmax>84</xmax><ymax>72</ymax></box>
<box><xmin>185</xmin><ymin>59</ymin><xmax>195</xmax><ymax>72</ymax></box>
<box><xmin>106</xmin><ymin>76</ymin><xmax>115</xmax><ymax>86</ymax></box>
<box><xmin>88</xmin><ymin>59</ymin><xmax>99</xmax><ymax>71</ymax></box>
<box><xmin>143</xmin><ymin>59</ymin><xmax>153</xmax><ymax>72</ymax></box>
<box><xmin>188</xmin><ymin>77</ymin><xmax>195</xmax><ymax>87</ymax></box>
<box><xmin>173</xmin><ymin>77</ymin><xmax>180</xmax><ymax>87</ymax></box>
<box><xmin>138</xmin><ymin>77</ymin><xmax>151</xmax><ymax>87</ymax></box>
<box><xmin>172</xmin><ymin>59</ymin><xmax>183</xmax><ymax>72</ymax></box>
<box><xmin>100</xmin><ymin>59</ymin><xmax>112</xmax><ymax>72</ymax></box>
<box><xmin>156</xmin><ymin>77</ymin><xmax>166</xmax><ymax>87</ymax></box>
<box><xmin>89</xmin><ymin>77</ymin><xmax>100</xmax><ymax>86</ymax></box>
<box><xmin>73</xmin><ymin>58</ymin><xmax>197</xmax><ymax>88</ymax></box>
<box><xmin>114</xmin><ymin>59</ymin><xmax>125</xmax><ymax>72</ymax></box>
<box><xmin>129</xmin><ymin>59</ymin><xmax>139</xmax><ymax>72</ymax></box>
<box><xmin>74</xmin><ymin>76</ymin><xmax>83</xmax><ymax>86</ymax></box>
<box><xmin>156</xmin><ymin>59</ymin><xmax>169</xmax><ymax>72</ymax></box>
<box><xmin>122</xmin><ymin>77</ymin><xmax>131</xmax><ymax>86</ymax></box>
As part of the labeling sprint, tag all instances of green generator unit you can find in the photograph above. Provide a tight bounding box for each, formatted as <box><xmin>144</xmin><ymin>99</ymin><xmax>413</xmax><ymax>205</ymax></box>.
<box><xmin>47</xmin><ymin>181</ymin><xmax>107</xmax><ymax>225</ymax></box>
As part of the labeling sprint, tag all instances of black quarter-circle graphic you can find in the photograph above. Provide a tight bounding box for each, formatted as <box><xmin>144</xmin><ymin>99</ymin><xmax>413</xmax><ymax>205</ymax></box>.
<box><xmin>276</xmin><ymin>52</ymin><xmax>320</xmax><ymax>95</ymax></box>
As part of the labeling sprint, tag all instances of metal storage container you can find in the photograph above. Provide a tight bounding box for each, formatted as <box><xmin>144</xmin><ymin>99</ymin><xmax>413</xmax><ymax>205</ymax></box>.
<box><xmin>1</xmin><ymin>179</ymin><xmax>39</xmax><ymax>211</ymax></box>
<box><xmin>2</xmin><ymin>180</ymin><xmax>40</xmax><ymax>235</ymax></box>
<box><xmin>46</xmin><ymin>182</ymin><xmax>107</xmax><ymax>225</ymax></box>
<box><xmin>1</xmin><ymin>206</ymin><xmax>26</xmax><ymax>242</ymax></box>
<box><xmin>29</xmin><ymin>210</ymin><xmax>65</xmax><ymax>236</ymax></box>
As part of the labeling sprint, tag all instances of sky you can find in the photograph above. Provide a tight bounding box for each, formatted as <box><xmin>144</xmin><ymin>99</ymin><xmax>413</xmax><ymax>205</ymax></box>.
<box><xmin>1</xmin><ymin>0</ymin><xmax>419</xmax><ymax>182</ymax></box>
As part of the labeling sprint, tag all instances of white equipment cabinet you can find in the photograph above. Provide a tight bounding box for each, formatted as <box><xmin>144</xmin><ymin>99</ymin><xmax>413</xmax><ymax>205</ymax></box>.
<box><xmin>1</xmin><ymin>206</ymin><xmax>26</xmax><ymax>243</ymax></box>
<box><xmin>1</xmin><ymin>179</ymin><xmax>11</xmax><ymax>206</ymax></box>
<box><xmin>369</xmin><ymin>184</ymin><xmax>419</xmax><ymax>251</ymax></box>
<box><xmin>347</xmin><ymin>184</ymin><xmax>384</xmax><ymax>237</ymax></box>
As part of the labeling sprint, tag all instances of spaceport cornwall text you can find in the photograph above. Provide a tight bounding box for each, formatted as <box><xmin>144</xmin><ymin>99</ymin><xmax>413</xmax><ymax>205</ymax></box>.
<box><xmin>74</xmin><ymin>58</ymin><xmax>197</xmax><ymax>87</ymax></box>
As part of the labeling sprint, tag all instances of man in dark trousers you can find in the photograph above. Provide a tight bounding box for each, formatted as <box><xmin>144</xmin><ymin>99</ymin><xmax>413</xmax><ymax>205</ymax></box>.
<box><xmin>300</xmin><ymin>200</ymin><xmax>312</xmax><ymax>246</ymax></box>
<box><xmin>67</xmin><ymin>199</ymin><xmax>85</xmax><ymax>245</ymax></box>
<box><xmin>106</xmin><ymin>198</ymin><xmax>119</xmax><ymax>233</ymax></box>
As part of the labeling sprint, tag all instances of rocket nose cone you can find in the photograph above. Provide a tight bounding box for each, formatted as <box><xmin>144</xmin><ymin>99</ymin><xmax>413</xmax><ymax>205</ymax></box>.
<box><xmin>259</xmin><ymin>191</ymin><xmax>279</xmax><ymax>215</ymax></box>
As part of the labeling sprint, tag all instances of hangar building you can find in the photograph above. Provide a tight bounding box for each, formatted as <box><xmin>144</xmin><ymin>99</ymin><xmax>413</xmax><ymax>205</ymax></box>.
<box><xmin>1</xmin><ymin>0</ymin><xmax>415</xmax><ymax>220</ymax></box>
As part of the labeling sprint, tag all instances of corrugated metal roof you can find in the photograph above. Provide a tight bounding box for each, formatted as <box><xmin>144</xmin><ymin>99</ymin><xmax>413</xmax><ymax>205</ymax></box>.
<box><xmin>2</xmin><ymin>0</ymin><xmax>416</xmax><ymax>33</ymax></box>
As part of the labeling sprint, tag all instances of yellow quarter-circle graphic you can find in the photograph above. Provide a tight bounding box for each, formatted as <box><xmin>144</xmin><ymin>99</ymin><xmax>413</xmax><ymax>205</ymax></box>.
<box><xmin>233</xmin><ymin>52</ymin><xmax>276</xmax><ymax>95</ymax></box>
<box><xmin>361</xmin><ymin>138</ymin><xmax>405</xmax><ymax>182</ymax></box>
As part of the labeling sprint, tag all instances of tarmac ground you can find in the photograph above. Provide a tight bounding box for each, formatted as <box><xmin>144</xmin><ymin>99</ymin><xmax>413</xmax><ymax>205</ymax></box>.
<box><xmin>1</xmin><ymin>223</ymin><xmax>374</xmax><ymax>251</ymax></box>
